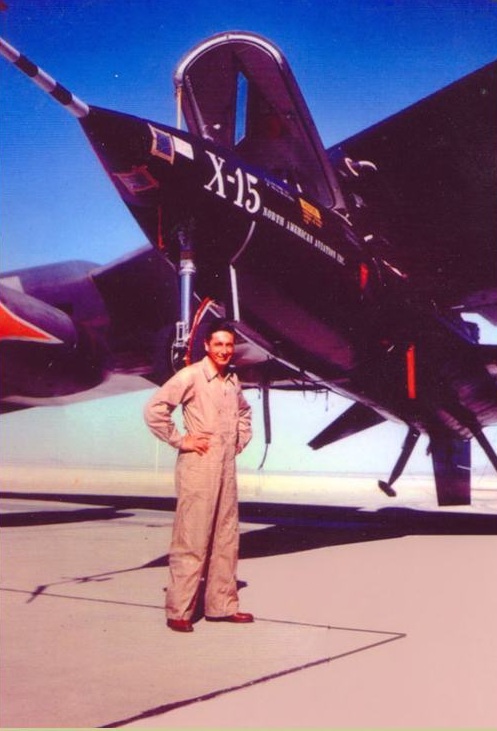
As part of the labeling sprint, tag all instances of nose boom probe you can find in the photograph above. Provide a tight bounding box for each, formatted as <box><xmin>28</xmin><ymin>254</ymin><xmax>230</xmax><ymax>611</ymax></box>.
<box><xmin>0</xmin><ymin>36</ymin><xmax>89</xmax><ymax>119</ymax></box>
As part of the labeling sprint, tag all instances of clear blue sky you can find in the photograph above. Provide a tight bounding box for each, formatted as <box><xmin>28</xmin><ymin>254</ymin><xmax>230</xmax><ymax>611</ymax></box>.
<box><xmin>1</xmin><ymin>0</ymin><xmax>496</xmax><ymax>480</ymax></box>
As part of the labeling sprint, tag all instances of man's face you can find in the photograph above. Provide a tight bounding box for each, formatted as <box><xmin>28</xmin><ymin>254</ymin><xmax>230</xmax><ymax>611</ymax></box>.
<box><xmin>204</xmin><ymin>330</ymin><xmax>235</xmax><ymax>373</ymax></box>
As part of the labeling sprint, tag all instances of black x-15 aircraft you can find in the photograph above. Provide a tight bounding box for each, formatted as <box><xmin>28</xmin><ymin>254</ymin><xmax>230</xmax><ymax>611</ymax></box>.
<box><xmin>1</xmin><ymin>32</ymin><xmax>496</xmax><ymax>505</ymax></box>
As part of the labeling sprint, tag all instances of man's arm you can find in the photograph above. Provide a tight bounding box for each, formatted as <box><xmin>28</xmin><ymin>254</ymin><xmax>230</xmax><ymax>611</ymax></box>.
<box><xmin>144</xmin><ymin>370</ymin><xmax>211</xmax><ymax>455</ymax></box>
<box><xmin>143</xmin><ymin>381</ymin><xmax>184</xmax><ymax>449</ymax></box>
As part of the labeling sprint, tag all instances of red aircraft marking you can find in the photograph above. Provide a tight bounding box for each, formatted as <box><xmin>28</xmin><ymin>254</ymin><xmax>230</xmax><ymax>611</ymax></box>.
<box><xmin>406</xmin><ymin>343</ymin><xmax>417</xmax><ymax>400</ymax></box>
<box><xmin>0</xmin><ymin>301</ymin><xmax>61</xmax><ymax>343</ymax></box>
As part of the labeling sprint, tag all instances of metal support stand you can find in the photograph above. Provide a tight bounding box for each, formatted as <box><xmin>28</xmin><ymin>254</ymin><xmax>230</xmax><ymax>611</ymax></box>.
<box><xmin>257</xmin><ymin>383</ymin><xmax>272</xmax><ymax>470</ymax></box>
<box><xmin>172</xmin><ymin>225</ymin><xmax>196</xmax><ymax>371</ymax></box>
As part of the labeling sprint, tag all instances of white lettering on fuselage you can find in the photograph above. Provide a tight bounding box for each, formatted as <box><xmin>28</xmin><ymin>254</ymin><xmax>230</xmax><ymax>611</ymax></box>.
<box><xmin>204</xmin><ymin>151</ymin><xmax>261</xmax><ymax>213</ymax></box>
<box><xmin>204</xmin><ymin>152</ymin><xmax>345</xmax><ymax>265</ymax></box>
<box><xmin>262</xmin><ymin>207</ymin><xmax>285</xmax><ymax>227</ymax></box>
<box><xmin>263</xmin><ymin>206</ymin><xmax>345</xmax><ymax>265</ymax></box>
<box><xmin>204</xmin><ymin>151</ymin><xmax>227</xmax><ymax>199</ymax></box>
<box><xmin>314</xmin><ymin>238</ymin><xmax>345</xmax><ymax>265</ymax></box>
<box><xmin>286</xmin><ymin>220</ymin><xmax>314</xmax><ymax>244</ymax></box>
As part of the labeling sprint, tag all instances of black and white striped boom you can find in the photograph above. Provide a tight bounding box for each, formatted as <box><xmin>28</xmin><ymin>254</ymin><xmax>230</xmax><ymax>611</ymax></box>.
<box><xmin>0</xmin><ymin>36</ymin><xmax>89</xmax><ymax>118</ymax></box>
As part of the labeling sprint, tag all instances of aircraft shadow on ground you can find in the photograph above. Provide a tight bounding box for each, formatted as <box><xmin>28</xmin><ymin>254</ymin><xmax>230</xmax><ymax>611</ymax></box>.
<box><xmin>2</xmin><ymin>490</ymin><xmax>496</xmax><ymax>603</ymax></box>
<box><xmin>2</xmin><ymin>490</ymin><xmax>496</xmax><ymax>554</ymax></box>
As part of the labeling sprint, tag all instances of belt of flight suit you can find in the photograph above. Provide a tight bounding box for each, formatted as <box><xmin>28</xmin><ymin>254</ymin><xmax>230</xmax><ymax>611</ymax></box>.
<box><xmin>144</xmin><ymin>356</ymin><xmax>252</xmax><ymax>620</ymax></box>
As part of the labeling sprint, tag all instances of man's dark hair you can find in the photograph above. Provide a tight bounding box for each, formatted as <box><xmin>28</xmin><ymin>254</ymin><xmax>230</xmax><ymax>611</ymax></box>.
<box><xmin>204</xmin><ymin>319</ymin><xmax>236</xmax><ymax>341</ymax></box>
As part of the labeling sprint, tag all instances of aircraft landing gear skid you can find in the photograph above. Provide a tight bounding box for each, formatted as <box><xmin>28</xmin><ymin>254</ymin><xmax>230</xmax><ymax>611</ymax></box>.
<box><xmin>378</xmin><ymin>426</ymin><xmax>420</xmax><ymax>497</ymax></box>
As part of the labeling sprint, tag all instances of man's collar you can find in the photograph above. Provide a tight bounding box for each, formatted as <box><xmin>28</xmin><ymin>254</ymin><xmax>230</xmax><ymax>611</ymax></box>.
<box><xmin>202</xmin><ymin>356</ymin><xmax>235</xmax><ymax>382</ymax></box>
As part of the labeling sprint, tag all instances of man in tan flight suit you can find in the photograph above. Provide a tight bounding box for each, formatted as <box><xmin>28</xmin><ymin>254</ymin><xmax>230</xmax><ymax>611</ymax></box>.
<box><xmin>144</xmin><ymin>321</ymin><xmax>253</xmax><ymax>632</ymax></box>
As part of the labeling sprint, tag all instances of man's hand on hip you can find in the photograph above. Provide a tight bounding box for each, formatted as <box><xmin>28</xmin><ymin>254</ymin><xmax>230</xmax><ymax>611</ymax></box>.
<box><xmin>182</xmin><ymin>434</ymin><xmax>211</xmax><ymax>455</ymax></box>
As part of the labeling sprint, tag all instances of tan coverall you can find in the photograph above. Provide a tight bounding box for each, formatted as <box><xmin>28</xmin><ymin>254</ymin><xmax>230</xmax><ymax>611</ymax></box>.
<box><xmin>144</xmin><ymin>356</ymin><xmax>252</xmax><ymax>621</ymax></box>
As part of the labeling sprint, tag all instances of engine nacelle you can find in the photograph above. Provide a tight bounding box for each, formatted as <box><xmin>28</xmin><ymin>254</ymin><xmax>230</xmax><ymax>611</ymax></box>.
<box><xmin>0</xmin><ymin>283</ymin><xmax>105</xmax><ymax>406</ymax></box>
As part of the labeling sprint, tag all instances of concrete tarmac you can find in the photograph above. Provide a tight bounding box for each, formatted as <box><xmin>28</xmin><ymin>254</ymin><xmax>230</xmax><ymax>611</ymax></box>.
<box><xmin>1</xmin><ymin>469</ymin><xmax>496</xmax><ymax>728</ymax></box>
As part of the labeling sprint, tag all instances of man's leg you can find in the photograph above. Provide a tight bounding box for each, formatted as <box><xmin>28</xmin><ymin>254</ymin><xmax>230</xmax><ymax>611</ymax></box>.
<box><xmin>166</xmin><ymin>453</ymin><xmax>221</xmax><ymax>620</ymax></box>
<box><xmin>204</xmin><ymin>458</ymin><xmax>240</xmax><ymax>618</ymax></box>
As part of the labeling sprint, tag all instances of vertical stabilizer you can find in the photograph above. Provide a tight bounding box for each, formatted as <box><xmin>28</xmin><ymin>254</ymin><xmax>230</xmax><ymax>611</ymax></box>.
<box><xmin>174</xmin><ymin>31</ymin><xmax>345</xmax><ymax>211</ymax></box>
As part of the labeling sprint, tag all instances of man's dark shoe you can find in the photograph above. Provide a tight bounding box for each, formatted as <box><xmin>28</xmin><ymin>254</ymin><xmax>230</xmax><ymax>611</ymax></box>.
<box><xmin>205</xmin><ymin>612</ymin><xmax>254</xmax><ymax>623</ymax></box>
<box><xmin>167</xmin><ymin>618</ymin><xmax>194</xmax><ymax>632</ymax></box>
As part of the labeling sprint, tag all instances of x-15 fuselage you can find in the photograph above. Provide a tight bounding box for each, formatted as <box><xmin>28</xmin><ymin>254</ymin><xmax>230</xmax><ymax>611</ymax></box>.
<box><xmin>82</xmin><ymin>106</ymin><xmax>493</xmax><ymax>440</ymax></box>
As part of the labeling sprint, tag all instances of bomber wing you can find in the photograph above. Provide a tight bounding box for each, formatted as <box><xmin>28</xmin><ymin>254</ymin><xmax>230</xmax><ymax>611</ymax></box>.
<box><xmin>329</xmin><ymin>60</ymin><xmax>497</xmax><ymax>324</ymax></box>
